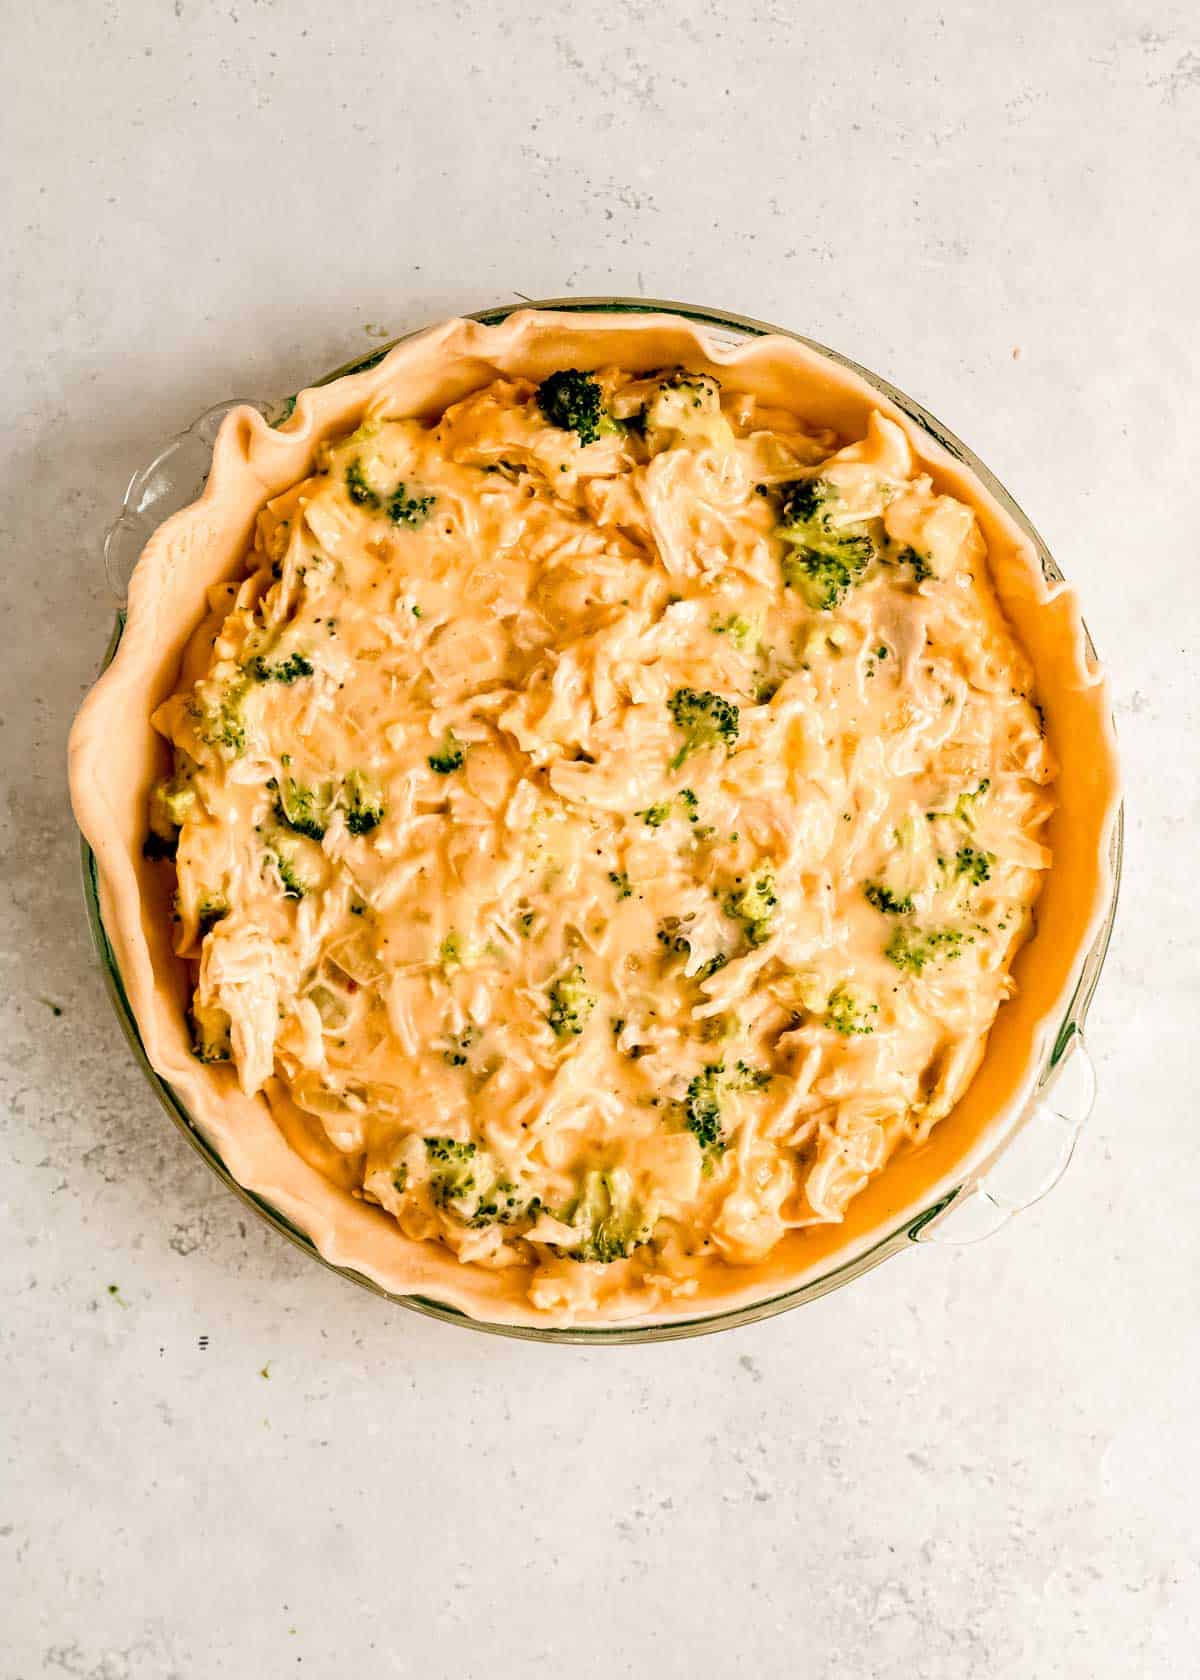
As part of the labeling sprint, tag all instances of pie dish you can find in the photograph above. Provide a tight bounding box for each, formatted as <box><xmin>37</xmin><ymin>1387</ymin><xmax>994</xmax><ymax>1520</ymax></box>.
<box><xmin>69</xmin><ymin>301</ymin><xmax>1121</xmax><ymax>1337</ymax></box>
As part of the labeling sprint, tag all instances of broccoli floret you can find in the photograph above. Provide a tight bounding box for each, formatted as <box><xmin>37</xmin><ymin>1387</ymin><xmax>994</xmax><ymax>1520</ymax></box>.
<box><xmin>196</xmin><ymin>896</ymin><xmax>228</xmax><ymax>937</ymax></box>
<box><xmin>191</xmin><ymin>682</ymin><xmax>248</xmax><ymax>760</ymax></box>
<box><xmin>343</xmin><ymin>770</ymin><xmax>385</xmax><ymax>835</ymax></box>
<box><xmin>427</xmin><ymin>734</ymin><xmax>465</xmax><ymax>774</ymax></box>
<box><xmin>265</xmin><ymin>839</ymin><xmax>312</xmax><ymax>900</ymax></box>
<box><xmin>711</xmin><ymin>613</ymin><xmax>757</xmax><ymax>649</ymax></box>
<box><xmin>346</xmin><ymin>455</ymin><xmax>435</xmax><ymax>527</ymax></box>
<box><xmin>422</xmin><ymin>1138</ymin><xmax>537</xmax><ymax>1228</ymax></box>
<box><xmin>952</xmin><ymin>779</ymin><xmax>991</xmax><ymax>827</ymax></box>
<box><xmin>885</xmin><ymin>926</ymin><xmax>965</xmax><ymax>973</ymax></box>
<box><xmin>536</xmin><ymin>369</ymin><xmax>623</xmax><ymax>447</ymax></box>
<box><xmin>656</xmin><ymin>918</ymin><xmax>692</xmax><ymax>958</ymax></box>
<box><xmin>667</xmin><ymin>688</ymin><xmax>740</xmax><ymax>770</ymax></box>
<box><xmin>894</xmin><ymin>544</ymin><xmax>934</xmax><ymax>584</ymax></box>
<box><xmin>274</xmin><ymin>854</ymin><xmax>307</xmax><ymax>899</ymax></box>
<box><xmin>144</xmin><ymin>773</ymin><xmax>195</xmax><ymax>859</ymax></box>
<box><xmin>439</xmin><ymin>932</ymin><xmax>464</xmax><ymax>974</ymax></box>
<box><xmin>730</xmin><ymin>1060</ymin><xmax>772</xmax><ymax>1091</ymax></box>
<box><xmin>864</xmin><ymin>882</ymin><xmax>915</xmax><ymax>915</ymax></box>
<box><xmin>723</xmin><ymin>870</ymin><xmax>778</xmax><ymax>948</ymax></box>
<box><xmin>424</xmin><ymin>1137</ymin><xmax>478</xmax><ymax>1210</ymax></box>
<box><xmin>345</xmin><ymin>458</ymin><xmax>379</xmax><ymax>507</ymax></box>
<box><xmin>824</xmin><ymin>984</ymin><xmax>878</xmax><ymax>1036</ymax></box>
<box><xmin>441</xmin><ymin>1025</ymin><xmax>479</xmax><ymax>1067</ymax></box>
<box><xmin>609</xmin><ymin>870</ymin><xmax>633</xmax><ymax>900</ymax></box>
<box><xmin>781</xmin><ymin>548</ymin><xmax>870</xmax><ymax>611</ymax></box>
<box><xmin>929</xmin><ymin>779</ymin><xmax>991</xmax><ymax>829</ymax></box>
<box><xmin>147</xmin><ymin>774</ymin><xmax>196</xmax><ymax>852</ymax></box>
<box><xmin>467</xmin><ymin>1182</ymin><xmax>538</xmax><ymax>1229</ymax></box>
<box><xmin>640</xmin><ymin>801</ymin><xmax>673</xmax><ymax>827</ymax></box>
<box><xmin>270</xmin><ymin>776</ymin><xmax>328</xmax><ymax>841</ymax></box>
<box><xmin>642</xmin><ymin>372</ymin><xmax>728</xmax><ymax>446</ymax></box>
<box><xmin>657</xmin><ymin>371</ymin><xmax>721</xmax><ymax>406</ymax></box>
<box><xmin>684</xmin><ymin>1059</ymin><xmax>770</xmax><ymax>1160</ymax></box>
<box><xmin>546</xmin><ymin>964</ymin><xmax>596</xmax><ymax>1039</ymax></box>
<box><xmin>775</xmin><ymin>477</ymin><xmax>876</xmax><ymax>611</ymax></box>
<box><xmin>955</xmin><ymin>845</ymin><xmax>994</xmax><ymax>885</ymax></box>
<box><xmin>678</xmin><ymin>787</ymin><xmax>699</xmax><ymax>822</ymax></box>
<box><xmin>683</xmin><ymin>1064</ymin><xmax>725</xmax><ymax>1154</ymax></box>
<box><xmin>249</xmin><ymin>651</ymin><xmax>314</xmax><ymax>684</ymax></box>
<box><xmin>386</xmin><ymin>484</ymin><xmax>435</xmax><ymax>529</ymax></box>
<box><xmin>189</xmin><ymin>1003</ymin><xmax>232</xmax><ymax>1064</ymax></box>
<box><xmin>566</xmin><ymin>1169</ymin><xmax>649</xmax><ymax>1264</ymax></box>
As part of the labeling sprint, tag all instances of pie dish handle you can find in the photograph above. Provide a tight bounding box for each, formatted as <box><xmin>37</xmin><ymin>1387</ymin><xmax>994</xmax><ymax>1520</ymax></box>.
<box><xmin>911</xmin><ymin>1032</ymin><xmax>1097</xmax><ymax>1246</ymax></box>
<box><xmin>103</xmin><ymin>398</ymin><xmax>273</xmax><ymax>606</ymax></box>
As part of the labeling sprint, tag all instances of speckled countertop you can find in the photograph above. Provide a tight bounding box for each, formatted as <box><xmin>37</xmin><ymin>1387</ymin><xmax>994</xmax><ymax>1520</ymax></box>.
<box><xmin>3</xmin><ymin>2</ymin><xmax>1198</xmax><ymax>1676</ymax></box>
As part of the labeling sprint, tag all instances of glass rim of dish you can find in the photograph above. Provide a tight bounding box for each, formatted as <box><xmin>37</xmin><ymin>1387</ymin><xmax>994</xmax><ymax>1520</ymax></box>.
<box><xmin>80</xmin><ymin>295</ymin><xmax>1124</xmax><ymax>1344</ymax></box>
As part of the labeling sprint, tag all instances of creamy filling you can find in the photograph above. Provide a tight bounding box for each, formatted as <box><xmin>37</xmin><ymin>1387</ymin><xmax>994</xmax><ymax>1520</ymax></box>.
<box><xmin>148</xmin><ymin>366</ymin><xmax>1055</xmax><ymax>1317</ymax></box>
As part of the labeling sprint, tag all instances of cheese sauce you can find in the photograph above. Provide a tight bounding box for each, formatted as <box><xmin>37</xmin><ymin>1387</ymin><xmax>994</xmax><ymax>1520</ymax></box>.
<box><xmin>149</xmin><ymin>368</ymin><xmax>1054</xmax><ymax>1317</ymax></box>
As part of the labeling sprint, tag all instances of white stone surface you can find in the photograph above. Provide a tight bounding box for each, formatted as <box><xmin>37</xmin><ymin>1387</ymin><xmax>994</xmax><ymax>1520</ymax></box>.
<box><xmin>2</xmin><ymin>1</ymin><xmax>1197</xmax><ymax>1674</ymax></box>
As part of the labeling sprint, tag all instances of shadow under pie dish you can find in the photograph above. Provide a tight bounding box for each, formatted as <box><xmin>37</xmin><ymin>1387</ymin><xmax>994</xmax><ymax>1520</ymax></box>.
<box><xmin>69</xmin><ymin>301</ymin><xmax>1121</xmax><ymax>1338</ymax></box>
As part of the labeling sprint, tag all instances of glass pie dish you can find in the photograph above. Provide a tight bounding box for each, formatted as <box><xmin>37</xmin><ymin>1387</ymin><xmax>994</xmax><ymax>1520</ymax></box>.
<box><xmin>79</xmin><ymin>297</ymin><xmax>1122</xmax><ymax>1343</ymax></box>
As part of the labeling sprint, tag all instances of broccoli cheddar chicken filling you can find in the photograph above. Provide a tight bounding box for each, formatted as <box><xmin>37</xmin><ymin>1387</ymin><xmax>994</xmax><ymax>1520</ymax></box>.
<box><xmin>148</xmin><ymin>366</ymin><xmax>1055</xmax><ymax>1317</ymax></box>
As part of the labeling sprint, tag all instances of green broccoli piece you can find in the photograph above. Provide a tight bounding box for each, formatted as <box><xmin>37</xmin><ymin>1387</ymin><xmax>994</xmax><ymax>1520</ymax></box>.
<box><xmin>191</xmin><ymin>682</ymin><xmax>248</xmax><ymax>760</ymax></box>
<box><xmin>273</xmin><ymin>854</ymin><xmax>307</xmax><ymax>899</ymax></box>
<box><xmin>422</xmin><ymin>1139</ymin><xmax>538</xmax><ymax>1229</ymax></box>
<box><xmin>467</xmin><ymin>1182</ymin><xmax>538</xmax><ymax>1230</ymax></box>
<box><xmin>439</xmin><ymin>932</ymin><xmax>464</xmax><ymax>974</ymax></box>
<box><xmin>864</xmin><ymin>882</ymin><xmax>915</xmax><ymax>915</ymax></box>
<box><xmin>642</xmin><ymin>372</ymin><xmax>726</xmax><ymax>443</ymax></box>
<box><xmin>270</xmin><ymin>776</ymin><xmax>329</xmax><ymax>841</ymax></box>
<box><xmin>343</xmin><ymin>770</ymin><xmax>385</xmax><ymax>836</ymax></box>
<box><xmin>775</xmin><ymin>477</ymin><xmax>876</xmax><ymax>611</ymax></box>
<box><xmin>146</xmin><ymin>774</ymin><xmax>196</xmax><ymax>853</ymax></box>
<box><xmin>265</xmin><ymin>838</ymin><xmax>312</xmax><ymax>900</ymax></box>
<box><xmin>678</xmin><ymin>787</ymin><xmax>699</xmax><ymax>822</ymax></box>
<box><xmin>640</xmin><ymin>801</ymin><xmax>673</xmax><ymax>827</ymax></box>
<box><xmin>723</xmin><ymin>869</ymin><xmax>778</xmax><ymax>948</ymax></box>
<box><xmin>423</xmin><ymin>1138</ymin><xmax>478</xmax><ymax>1210</ymax></box>
<box><xmin>249</xmin><ymin>651</ymin><xmax>314</xmax><ymax>684</ymax></box>
<box><xmin>885</xmin><ymin>926</ymin><xmax>965</xmax><ymax>973</ymax></box>
<box><xmin>441</xmin><ymin>1025</ymin><xmax>479</xmax><ymax>1067</ymax></box>
<box><xmin>197</xmin><ymin>896</ymin><xmax>229</xmax><ymax>937</ymax></box>
<box><xmin>144</xmin><ymin>774</ymin><xmax>195</xmax><ymax>859</ymax></box>
<box><xmin>955</xmin><ymin>845</ymin><xmax>994</xmax><ymax>885</ymax></box>
<box><xmin>667</xmin><ymin>688</ymin><xmax>740</xmax><ymax>770</ymax></box>
<box><xmin>345</xmin><ymin>458</ymin><xmax>379</xmax><ymax>507</ymax></box>
<box><xmin>546</xmin><ymin>964</ymin><xmax>596</xmax><ymax>1039</ymax></box>
<box><xmin>824</xmin><ymin>985</ymin><xmax>878</xmax><ymax>1036</ymax></box>
<box><xmin>683</xmin><ymin>1064</ymin><xmax>725</xmax><ymax>1154</ymax></box>
<box><xmin>536</xmin><ymin>369</ymin><xmax>623</xmax><ymax>446</ymax></box>
<box><xmin>894</xmin><ymin>544</ymin><xmax>934</xmax><ymax>584</ymax></box>
<box><xmin>386</xmin><ymin>484</ymin><xmax>435</xmax><ymax>529</ymax></box>
<box><xmin>929</xmin><ymin>779</ymin><xmax>991</xmax><ymax>829</ymax></box>
<box><xmin>733</xmin><ymin>1061</ymin><xmax>771</xmax><ymax>1090</ymax></box>
<box><xmin>566</xmin><ymin>1170</ymin><xmax>649</xmax><ymax>1264</ymax></box>
<box><xmin>189</xmin><ymin>1003</ymin><xmax>232</xmax><ymax>1064</ymax></box>
<box><xmin>608</xmin><ymin>870</ymin><xmax>633</xmax><ymax>900</ymax></box>
<box><xmin>427</xmin><ymin>734</ymin><xmax>465</xmax><ymax>774</ymax></box>
<box><xmin>683</xmin><ymin>1059</ymin><xmax>769</xmax><ymax>1159</ymax></box>
<box><xmin>710</xmin><ymin>613</ymin><xmax>757</xmax><ymax>649</ymax></box>
<box><xmin>656</xmin><ymin>918</ymin><xmax>693</xmax><ymax>958</ymax></box>
<box><xmin>952</xmin><ymin>779</ymin><xmax>991</xmax><ymax>827</ymax></box>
